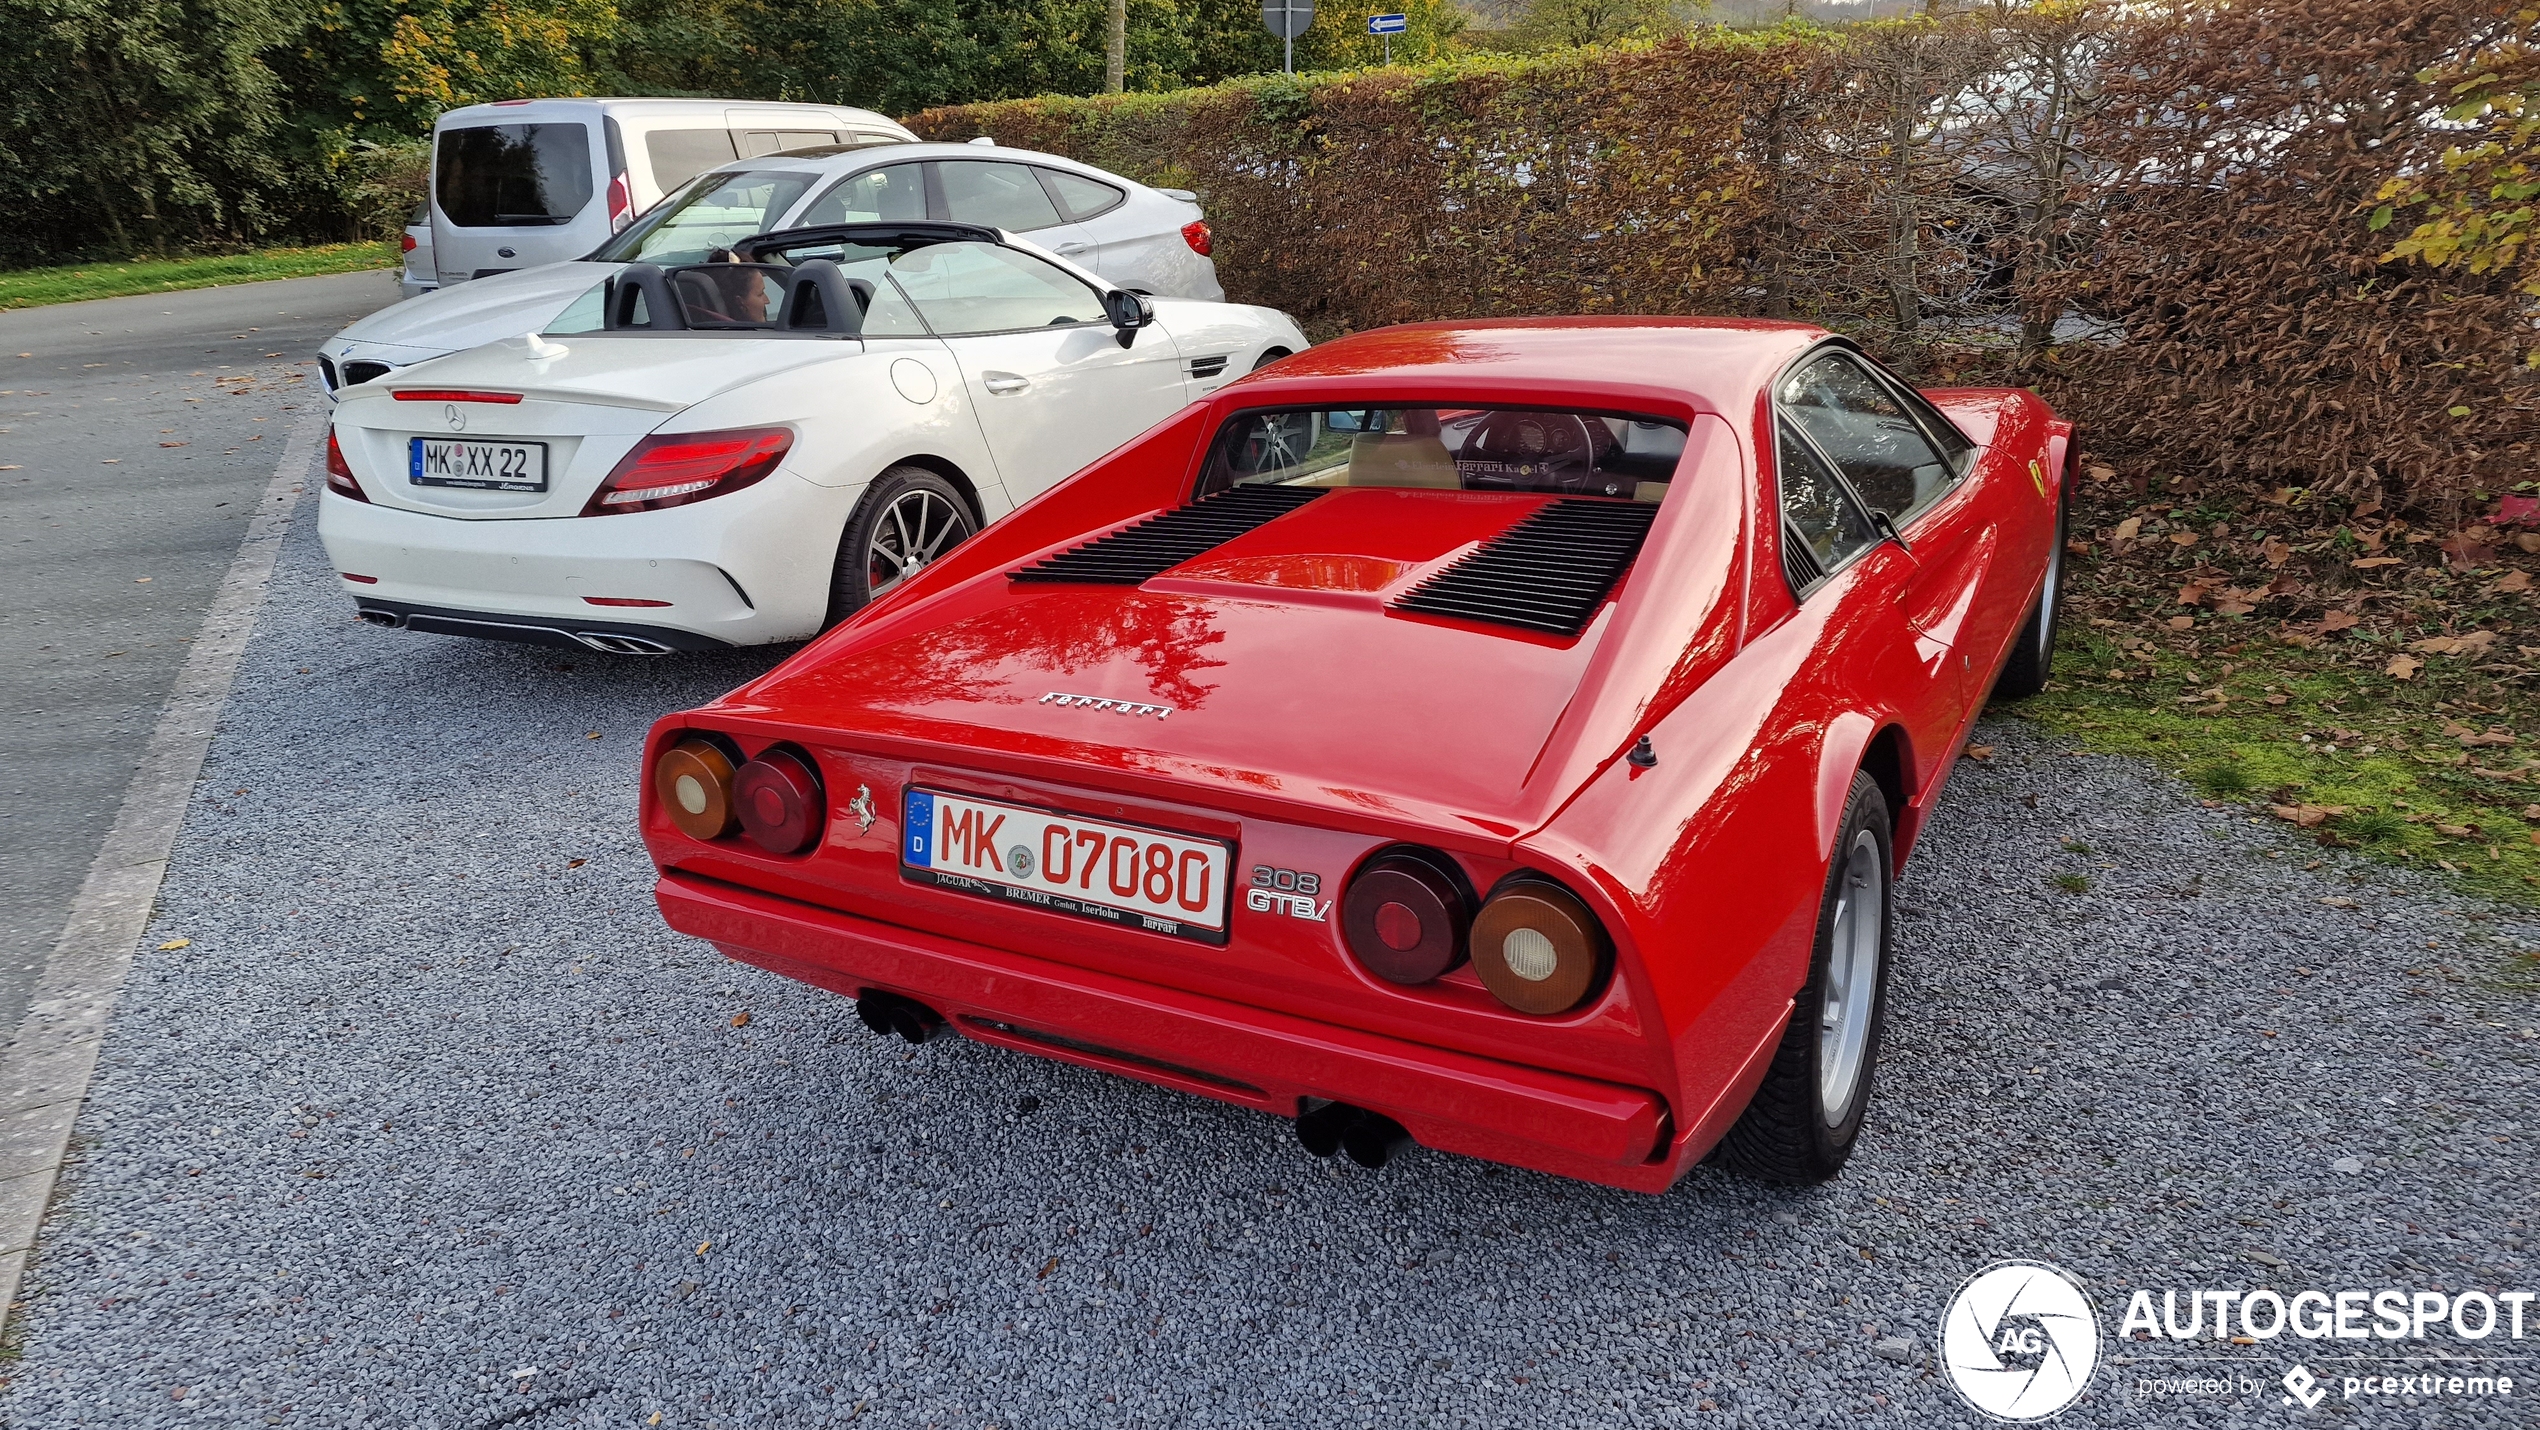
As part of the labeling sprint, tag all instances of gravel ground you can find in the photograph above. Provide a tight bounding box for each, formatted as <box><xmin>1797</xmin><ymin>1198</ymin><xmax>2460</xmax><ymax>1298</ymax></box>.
<box><xmin>3</xmin><ymin>494</ymin><xmax>2535</xmax><ymax>1429</ymax></box>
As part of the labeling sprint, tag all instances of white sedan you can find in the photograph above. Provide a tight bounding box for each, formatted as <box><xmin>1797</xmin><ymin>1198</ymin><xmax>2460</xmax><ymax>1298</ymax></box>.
<box><xmin>319</xmin><ymin>223</ymin><xmax>1306</xmax><ymax>653</ymax></box>
<box><xmin>321</xmin><ymin>143</ymin><xmax>1222</xmax><ymax>394</ymax></box>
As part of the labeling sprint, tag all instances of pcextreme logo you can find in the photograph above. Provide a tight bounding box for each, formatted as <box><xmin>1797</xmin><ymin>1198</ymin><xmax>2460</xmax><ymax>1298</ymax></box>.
<box><xmin>1940</xmin><ymin>1260</ymin><xmax>2103</xmax><ymax>1421</ymax></box>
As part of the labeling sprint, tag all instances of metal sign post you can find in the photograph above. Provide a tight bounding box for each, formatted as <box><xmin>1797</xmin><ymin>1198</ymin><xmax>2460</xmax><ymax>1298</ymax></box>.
<box><xmin>1368</xmin><ymin>11</ymin><xmax>1405</xmax><ymax>65</ymax></box>
<box><xmin>1261</xmin><ymin>0</ymin><xmax>1315</xmax><ymax>74</ymax></box>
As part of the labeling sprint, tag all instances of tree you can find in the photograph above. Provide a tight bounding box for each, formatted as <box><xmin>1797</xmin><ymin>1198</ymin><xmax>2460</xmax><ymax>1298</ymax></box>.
<box><xmin>0</xmin><ymin>0</ymin><xmax>300</xmax><ymax>261</ymax></box>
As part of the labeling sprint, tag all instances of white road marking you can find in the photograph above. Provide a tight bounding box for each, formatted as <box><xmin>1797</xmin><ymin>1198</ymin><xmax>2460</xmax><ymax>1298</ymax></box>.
<box><xmin>0</xmin><ymin>408</ymin><xmax>322</xmax><ymax>1333</ymax></box>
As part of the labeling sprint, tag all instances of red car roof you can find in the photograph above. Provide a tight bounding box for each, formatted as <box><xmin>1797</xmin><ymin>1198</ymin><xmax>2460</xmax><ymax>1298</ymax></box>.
<box><xmin>1229</xmin><ymin>317</ymin><xmax>1829</xmax><ymax>419</ymax></box>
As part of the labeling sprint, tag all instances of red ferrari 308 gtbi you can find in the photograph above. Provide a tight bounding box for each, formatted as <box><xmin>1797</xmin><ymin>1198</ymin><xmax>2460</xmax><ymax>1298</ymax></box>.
<box><xmin>640</xmin><ymin>318</ymin><xmax>2070</xmax><ymax>1191</ymax></box>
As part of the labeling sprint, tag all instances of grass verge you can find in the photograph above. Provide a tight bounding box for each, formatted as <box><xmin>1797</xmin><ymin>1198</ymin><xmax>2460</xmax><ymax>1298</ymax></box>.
<box><xmin>0</xmin><ymin>243</ymin><xmax>398</xmax><ymax>311</ymax></box>
<box><xmin>2014</xmin><ymin>469</ymin><xmax>2540</xmax><ymax>909</ymax></box>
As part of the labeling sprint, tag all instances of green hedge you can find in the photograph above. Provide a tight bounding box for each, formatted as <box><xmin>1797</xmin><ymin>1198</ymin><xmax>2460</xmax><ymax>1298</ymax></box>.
<box><xmin>914</xmin><ymin>3</ymin><xmax>2539</xmax><ymax>510</ymax></box>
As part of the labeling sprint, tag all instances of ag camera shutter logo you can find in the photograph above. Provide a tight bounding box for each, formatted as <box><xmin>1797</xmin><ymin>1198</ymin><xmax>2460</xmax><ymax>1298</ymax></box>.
<box><xmin>1939</xmin><ymin>1260</ymin><xmax>2102</xmax><ymax>1421</ymax></box>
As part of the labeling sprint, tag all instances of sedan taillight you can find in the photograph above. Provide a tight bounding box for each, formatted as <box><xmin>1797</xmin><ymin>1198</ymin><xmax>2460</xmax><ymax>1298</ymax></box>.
<box><xmin>324</xmin><ymin>429</ymin><xmax>369</xmax><ymax>502</ymax></box>
<box><xmin>1181</xmin><ymin>220</ymin><xmax>1212</xmax><ymax>257</ymax></box>
<box><xmin>583</xmin><ymin>428</ymin><xmax>791</xmax><ymax>515</ymax></box>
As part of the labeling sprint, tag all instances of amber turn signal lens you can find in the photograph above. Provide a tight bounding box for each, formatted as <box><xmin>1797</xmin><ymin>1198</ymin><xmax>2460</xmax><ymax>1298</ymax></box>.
<box><xmin>1471</xmin><ymin>880</ymin><xmax>1605</xmax><ymax>1016</ymax></box>
<box><xmin>733</xmin><ymin>747</ymin><xmax>823</xmax><ymax>854</ymax></box>
<box><xmin>1341</xmin><ymin>851</ymin><xmax>1470</xmax><ymax>985</ymax></box>
<box><xmin>655</xmin><ymin>738</ymin><xmax>738</xmax><ymax>841</ymax></box>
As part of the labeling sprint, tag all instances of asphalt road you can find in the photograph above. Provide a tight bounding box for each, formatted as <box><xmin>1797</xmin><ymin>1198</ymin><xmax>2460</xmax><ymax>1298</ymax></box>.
<box><xmin>0</xmin><ymin>270</ymin><xmax>400</xmax><ymax>1042</ymax></box>
<box><xmin>0</xmin><ymin>498</ymin><xmax>2532</xmax><ymax>1426</ymax></box>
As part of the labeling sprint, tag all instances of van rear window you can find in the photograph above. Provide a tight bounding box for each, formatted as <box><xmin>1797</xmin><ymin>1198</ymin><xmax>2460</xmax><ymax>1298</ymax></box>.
<box><xmin>436</xmin><ymin>124</ymin><xmax>594</xmax><ymax>228</ymax></box>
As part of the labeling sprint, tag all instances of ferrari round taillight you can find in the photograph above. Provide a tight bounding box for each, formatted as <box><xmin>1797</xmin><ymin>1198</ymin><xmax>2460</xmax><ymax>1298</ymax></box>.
<box><xmin>1340</xmin><ymin>850</ymin><xmax>1470</xmax><ymax>985</ymax></box>
<box><xmin>1470</xmin><ymin>879</ymin><xmax>1607</xmax><ymax>1016</ymax></box>
<box><xmin>324</xmin><ymin>429</ymin><xmax>368</xmax><ymax>502</ymax></box>
<box><xmin>656</xmin><ymin>738</ymin><xmax>738</xmax><ymax>841</ymax></box>
<box><xmin>732</xmin><ymin>747</ymin><xmax>823</xmax><ymax>854</ymax></box>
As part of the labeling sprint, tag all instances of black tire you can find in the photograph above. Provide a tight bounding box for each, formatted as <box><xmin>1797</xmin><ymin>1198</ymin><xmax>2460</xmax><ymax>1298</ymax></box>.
<box><xmin>827</xmin><ymin>466</ymin><xmax>977</xmax><ymax>626</ymax></box>
<box><xmin>1716</xmin><ymin>772</ymin><xmax>1894</xmax><ymax>1185</ymax></box>
<box><xmin>1252</xmin><ymin>346</ymin><xmax>1292</xmax><ymax>372</ymax></box>
<box><xmin>1991</xmin><ymin>483</ymin><xmax>2070</xmax><ymax>702</ymax></box>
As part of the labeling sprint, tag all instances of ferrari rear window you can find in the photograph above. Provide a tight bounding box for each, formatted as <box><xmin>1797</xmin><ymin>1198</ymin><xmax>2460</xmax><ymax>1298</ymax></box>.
<box><xmin>1196</xmin><ymin>408</ymin><xmax>1685</xmax><ymax>502</ymax></box>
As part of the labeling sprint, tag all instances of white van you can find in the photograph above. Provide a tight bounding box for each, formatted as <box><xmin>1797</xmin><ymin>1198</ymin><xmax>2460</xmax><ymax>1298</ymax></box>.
<box><xmin>429</xmin><ymin>97</ymin><xmax>915</xmax><ymax>287</ymax></box>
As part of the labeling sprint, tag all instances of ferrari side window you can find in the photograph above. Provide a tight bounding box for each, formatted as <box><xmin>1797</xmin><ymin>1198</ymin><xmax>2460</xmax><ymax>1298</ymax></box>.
<box><xmin>1776</xmin><ymin>416</ymin><xmax>1878</xmax><ymax>592</ymax></box>
<box><xmin>1779</xmin><ymin>354</ymin><xmax>1952</xmax><ymax>522</ymax></box>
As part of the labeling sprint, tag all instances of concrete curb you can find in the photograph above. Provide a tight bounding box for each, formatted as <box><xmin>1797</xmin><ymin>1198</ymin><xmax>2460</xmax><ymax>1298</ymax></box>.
<box><xmin>0</xmin><ymin>409</ymin><xmax>322</xmax><ymax>1335</ymax></box>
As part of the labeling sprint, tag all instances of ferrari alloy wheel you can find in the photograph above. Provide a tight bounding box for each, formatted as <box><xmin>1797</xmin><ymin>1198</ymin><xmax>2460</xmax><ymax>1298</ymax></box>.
<box><xmin>1816</xmin><ymin>826</ymin><xmax>1883</xmax><ymax>1124</ymax></box>
<box><xmin>1717</xmin><ymin>771</ymin><xmax>1894</xmax><ymax>1185</ymax></box>
<box><xmin>1991</xmin><ymin>482</ymin><xmax>2069</xmax><ymax>701</ymax></box>
<box><xmin>830</xmin><ymin>466</ymin><xmax>976</xmax><ymax>624</ymax></box>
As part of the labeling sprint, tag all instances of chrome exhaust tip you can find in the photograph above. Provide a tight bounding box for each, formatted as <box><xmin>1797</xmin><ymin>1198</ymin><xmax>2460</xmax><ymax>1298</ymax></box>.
<box><xmin>572</xmin><ymin>631</ymin><xmax>675</xmax><ymax>655</ymax></box>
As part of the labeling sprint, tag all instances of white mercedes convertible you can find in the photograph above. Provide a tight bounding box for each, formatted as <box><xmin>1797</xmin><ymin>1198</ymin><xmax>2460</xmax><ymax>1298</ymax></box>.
<box><xmin>320</xmin><ymin>223</ymin><xmax>1306</xmax><ymax>653</ymax></box>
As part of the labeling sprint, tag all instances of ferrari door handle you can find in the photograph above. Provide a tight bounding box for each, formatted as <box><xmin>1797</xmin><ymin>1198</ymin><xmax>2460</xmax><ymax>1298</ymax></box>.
<box><xmin>982</xmin><ymin>372</ymin><xmax>1030</xmax><ymax>395</ymax></box>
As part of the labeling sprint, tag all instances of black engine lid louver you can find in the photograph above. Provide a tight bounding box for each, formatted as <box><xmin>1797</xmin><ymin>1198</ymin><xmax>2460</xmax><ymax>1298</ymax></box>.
<box><xmin>1389</xmin><ymin>498</ymin><xmax>1661</xmax><ymax>638</ymax></box>
<box><xmin>1010</xmin><ymin>484</ymin><xmax>1326</xmax><ymax>586</ymax></box>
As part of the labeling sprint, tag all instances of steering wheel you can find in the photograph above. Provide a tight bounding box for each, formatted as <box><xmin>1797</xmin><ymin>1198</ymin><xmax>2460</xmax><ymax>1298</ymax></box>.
<box><xmin>1462</xmin><ymin>411</ymin><xmax>1602</xmax><ymax>486</ymax></box>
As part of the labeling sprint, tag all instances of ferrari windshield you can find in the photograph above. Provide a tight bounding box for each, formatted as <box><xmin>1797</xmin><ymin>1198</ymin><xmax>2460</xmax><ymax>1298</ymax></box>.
<box><xmin>1196</xmin><ymin>408</ymin><xmax>1685</xmax><ymax>502</ymax></box>
<box><xmin>589</xmin><ymin>169</ymin><xmax>819</xmax><ymax>266</ymax></box>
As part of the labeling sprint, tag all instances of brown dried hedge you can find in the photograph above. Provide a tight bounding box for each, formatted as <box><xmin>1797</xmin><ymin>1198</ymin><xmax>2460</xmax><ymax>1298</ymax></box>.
<box><xmin>912</xmin><ymin>0</ymin><xmax>2537</xmax><ymax>516</ymax></box>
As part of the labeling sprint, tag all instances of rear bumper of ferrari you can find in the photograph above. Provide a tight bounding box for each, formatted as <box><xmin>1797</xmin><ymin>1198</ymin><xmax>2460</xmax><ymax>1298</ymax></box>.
<box><xmin>656</xmin><ymin>869</ymin><xmax>1686</xmax><ymax>1191</ymax></box>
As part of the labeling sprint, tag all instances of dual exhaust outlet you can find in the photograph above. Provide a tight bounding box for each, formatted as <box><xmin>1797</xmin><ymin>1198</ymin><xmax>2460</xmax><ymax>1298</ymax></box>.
<box><xmin>849</xmin><ymin>990</ymin><xmax>1414</xmax><ymax>1170</ymax></box>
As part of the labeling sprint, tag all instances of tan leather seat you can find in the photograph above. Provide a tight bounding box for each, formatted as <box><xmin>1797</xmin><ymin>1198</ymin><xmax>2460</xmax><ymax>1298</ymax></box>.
<box><xmin>1344</xmin><ymin>434</ymin><xmax>1461</xmax><ymax>489</ymax></box>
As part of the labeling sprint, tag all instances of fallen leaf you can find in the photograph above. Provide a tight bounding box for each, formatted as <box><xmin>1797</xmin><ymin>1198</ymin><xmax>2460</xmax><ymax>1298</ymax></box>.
<box><xmin>157</xmin><ymin>441</ymin><xmax>186</xmax><ymax>449</ymax></box>
<box><xmin>2350</xmin><ymin>556</ymin><xmax>2403</xmax><ymax>569</ymax></box>
<box><xmin>1038</xmin><ymin>1256</ymin><xmax>1061</xmax><ymax>1280</ymax></box>
<box><xmin>2491</xmin><ymin>570</ymin><xmax>2533</xmax><ymax>593</ymax></box>
<box><xmin>2520</xmin><ymin>533</ymin><xmax>2540</xmax><ymax>554</ymax></box>
<box><xmin>731</xmin><ymin>1011</ymin><xmax>752</xmax><ymax>1028</ymax></box>
<box><xmin>566</xmin><ymin>858</ymin><xmax>587</xmax><ymax>869</ymax></box>
<box><xmin>584</xmin><ymin>731</ymin><xmax>601</xmax><ymax>740</ymax></box>
<box><xmin>2319</xmin><ymin>610</ymin><xmax>2361</xmax><ymax>632</ymax></box>
<box><xmin>2496</xmin><ymin>495</ymin><xmax>2540</xmax><ymax>526</ymax></box>
<box><xmin>2265</xmin><ymin>693</ymin><xmax>2289</xmax><ymax>705</ymax></box>
<box><xmin>2087</xmin><ymin>464</ymin><xmax>2115</xmax><ymax>482</ymax></box>
<box><xmin>2262</xmin><ymin>536</ymin><xmax>2291</xmax><ymax>566</ymax></box>
<box><xmin>2214</xmin><ymin>599</ymin><xmax>2255</xmax><ymax>617</ymax></box>
<box><xmin>2167</xmin><ymin>615</ymin><xmax>2196</xmax><ymax>630</ymax></box>
<box><xmin>2386</xmin><ymin>654</ymin><xmax>2424</xmax><ymax>680</ymax></box>
<box><xmin>1964</xmin><ymin>745</ymin><xmax>1994</xmax><ymax>761</ymax></box>
<box><xmin>2320</xmin><ymin>896</ymin><xmax>2357</xmax><ymax>909</ymax></box>
<box><xmin>2441</xmin><ymin>533</ymin><xmax>2498</xmax><ymax>570</ymax></box>
<box><xmin>2352</xmin><ymin>493</ymin><xmax>2385</xmax><ymax>519</ymax></box>
<box><xmin>2113</xmin><ymin>517</ymin><xmax>2142</xmax><ymax>543</ymax></box>
<box><xmin>157</xmin><ymin>938</ymin><xmax>190</xmax><ymax>951</ymax></box>
<box><xmin>2169</xmin><ymin>531</ymin><xmax>2201</xmax><ymax>547</ymax></box>
<box><xmin>696</xmin><ymin>1241</ymin><xmax>711</xmax><ymax>1256</ymax></box>
<box><xmin>2270</xmin><ymin>804</ymin><xmax>2343</xmax><ymax>828</ymax></box>
<box><xmin>2460</xmin><ymin>728</ymin><xmax>2517</xmax><ymax>748</ymax></box>
<box><xmin>2178</xmin><ymin>584</ymin><xmax>2208</xmax><ymax>606</ymax></box>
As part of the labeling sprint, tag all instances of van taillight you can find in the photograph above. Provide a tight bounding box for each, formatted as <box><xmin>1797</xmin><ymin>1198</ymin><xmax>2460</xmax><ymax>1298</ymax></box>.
<box><xmin>608</xmin><ymin>173</ymin><xmax>633</xmax><ymax>233</ymax></box>
<box><xmin>400</xmin><ymin>233</ymin><xmax>417</xmax><ymax>253</ymax></box>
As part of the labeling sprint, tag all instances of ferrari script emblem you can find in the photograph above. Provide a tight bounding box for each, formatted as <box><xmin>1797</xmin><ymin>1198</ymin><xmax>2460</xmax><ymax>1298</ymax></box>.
<box><xmin>1039</xmin><ymin>692</ymin><xmax>1172</xmax><ymax>719</ymax></box>
<box><xmin>847</xmin><ymin>784</ymin><xmax>876</xmax><ymax>833</ymax></box>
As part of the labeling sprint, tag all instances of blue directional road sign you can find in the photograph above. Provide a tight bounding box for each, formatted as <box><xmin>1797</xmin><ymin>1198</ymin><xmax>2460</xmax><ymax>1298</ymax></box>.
<box><xmin>1369</xmin><ymin>11</ymin><xmax>1407</xmax><ymax>32</ymax></box>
